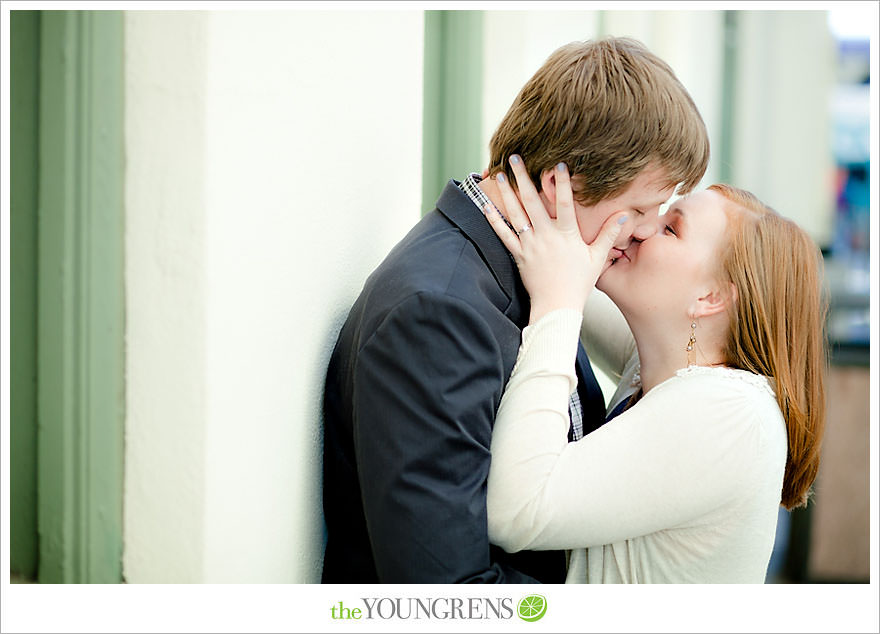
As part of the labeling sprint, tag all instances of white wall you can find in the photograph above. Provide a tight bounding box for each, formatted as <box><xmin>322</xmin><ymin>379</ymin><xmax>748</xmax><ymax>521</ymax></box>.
<box><xmin>124</xmin><ymin>10</ymin><xmax>424</xmax><ymax>583</ymax></box>
<box><xmin>729</xmin><ymin>10</ymin><xmax>836</xmax><ymax>245</ymax></box>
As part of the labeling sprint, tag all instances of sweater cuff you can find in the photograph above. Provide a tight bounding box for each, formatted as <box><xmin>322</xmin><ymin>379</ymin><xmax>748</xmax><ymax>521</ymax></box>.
<box><xmin>516</xmin><ymin>308</ymin><xmax>583</xmax><ymax>391</ymax></box>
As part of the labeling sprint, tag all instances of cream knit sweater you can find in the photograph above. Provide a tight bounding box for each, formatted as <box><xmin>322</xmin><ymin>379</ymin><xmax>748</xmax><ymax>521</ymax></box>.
<box><xmin>486</xmin><ymin>294</ymin><xmax>787</xmax><ymax>583</ymax></box>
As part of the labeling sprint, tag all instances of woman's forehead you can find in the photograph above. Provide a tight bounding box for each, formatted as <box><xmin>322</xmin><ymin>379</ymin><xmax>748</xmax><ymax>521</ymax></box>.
<box><xmin>671</xmin><ymin>191</ymin><xmax>728</xmax><ymax>233</ymax></box>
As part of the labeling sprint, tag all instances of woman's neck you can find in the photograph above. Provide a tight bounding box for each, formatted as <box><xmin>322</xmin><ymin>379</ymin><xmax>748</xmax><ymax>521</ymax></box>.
<box><xmin>630</xmin><ymin>316</ymin><xmax>727</xmax><ymax>394</ymax></box>
<box><xmin>632</xmin><ymin>338</ymin><xmax>686</xmax><ymax>394</ymax></box>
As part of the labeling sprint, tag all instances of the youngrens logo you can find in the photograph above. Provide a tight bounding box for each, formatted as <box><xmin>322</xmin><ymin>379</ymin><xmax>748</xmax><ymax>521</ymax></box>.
<box><xmin>517</xmin><ymin>594</ymin><xmax>547</xmax><ymax>622</ymax></box>
<box><xmin>329</xmin><ymin>595</ymin><xmax>547</xmax><ymax>622</ymax></box>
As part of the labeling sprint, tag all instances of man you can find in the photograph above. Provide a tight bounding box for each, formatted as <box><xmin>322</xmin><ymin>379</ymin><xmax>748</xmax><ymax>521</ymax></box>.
<box><xmin>322</xmin><ymin>37</ymin><xmax>709</xmax><ymax>583</ymax></box>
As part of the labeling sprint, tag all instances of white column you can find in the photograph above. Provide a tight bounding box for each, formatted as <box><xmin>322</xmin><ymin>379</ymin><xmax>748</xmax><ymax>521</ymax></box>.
<box><xmin>124</xmin><ymin>11</ymin><xmax>210</xmax><ymax>583</ymax></box>
<box><xmin>199</xmin><ymin>9</ymin><xmax>424</xmax><ymax>584</ymax></box>
<box><xmin>124</xmin><ymin>10</ymin><xmax>425</xmax><ymax>583</ymax></box>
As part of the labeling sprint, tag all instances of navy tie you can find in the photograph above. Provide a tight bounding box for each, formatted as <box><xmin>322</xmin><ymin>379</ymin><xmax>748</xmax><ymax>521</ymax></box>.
<box><xmin>605</xmin><ymin>397</ymin><xmax>630</xmax><ymax>422</ymax></box>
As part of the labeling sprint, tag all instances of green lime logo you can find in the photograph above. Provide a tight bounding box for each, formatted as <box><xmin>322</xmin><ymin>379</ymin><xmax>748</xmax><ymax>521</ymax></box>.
<box><xmin>517</xmin><ymin>594</ymin><xmax>547</xmax><ymax>622</ymax></box>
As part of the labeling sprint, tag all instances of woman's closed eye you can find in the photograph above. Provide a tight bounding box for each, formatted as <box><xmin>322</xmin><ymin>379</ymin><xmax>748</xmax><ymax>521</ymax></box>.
<box><xmin>664</xmin><ymin>224</ymin><xmax>677</xmax><ymax>236</ymax></box>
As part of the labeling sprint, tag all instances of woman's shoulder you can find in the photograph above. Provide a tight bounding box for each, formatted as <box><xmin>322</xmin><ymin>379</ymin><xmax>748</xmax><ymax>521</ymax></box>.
<box><xmin>643</xmin><ymin>365</ymin><xmax>783</xmax><ymax>435</ymax></box>
<box><xmin>672</xmin><ymin>365</ymin><xmax>776</xmax><ymax>400</ymax></box>
<box><xmin>641</xmin><ymin>366</ymin><xmax>787</xmax><ymax>477</ymax></box>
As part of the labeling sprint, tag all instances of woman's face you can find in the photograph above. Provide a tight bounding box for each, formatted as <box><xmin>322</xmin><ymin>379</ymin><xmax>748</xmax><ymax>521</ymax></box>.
<box><xmin>597</xmin><ymin>189</ymin><xmax>730</xmax><ymax>322</ymax></box>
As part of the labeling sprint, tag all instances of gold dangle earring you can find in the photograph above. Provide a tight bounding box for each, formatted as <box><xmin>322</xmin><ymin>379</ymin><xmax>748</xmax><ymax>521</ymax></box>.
<box><xmin>686</xmin><ymin>320</ymin><xmax>697</xmax><ymax>366</ymax></box>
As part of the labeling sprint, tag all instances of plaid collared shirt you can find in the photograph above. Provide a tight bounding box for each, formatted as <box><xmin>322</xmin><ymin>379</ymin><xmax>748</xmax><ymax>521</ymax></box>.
<box><xmin>458</xmin><ymin>173</ymin><xmax>585</xmax><ymax>441</ymax></box>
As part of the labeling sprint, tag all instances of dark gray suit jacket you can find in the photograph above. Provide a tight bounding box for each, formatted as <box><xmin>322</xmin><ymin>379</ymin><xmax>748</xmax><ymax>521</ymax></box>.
<box><xmin>321</xmin><ymin>180</ymin><xmax>607</xmax><ymax>583</ymax></box>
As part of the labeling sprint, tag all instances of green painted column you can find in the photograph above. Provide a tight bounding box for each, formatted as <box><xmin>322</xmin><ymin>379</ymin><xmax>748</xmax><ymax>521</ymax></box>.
<box><xmin>422</xmin><ymin>10</ymin><xmax>484</xmax><ymax>214</ymax></box>
<box><xmin>10</xmin><ymin>10</ymin><xmax>41</xmax><ymax>581</ymax></box>
<box><xmin>719</xmin><ymin>10</ymin><xmax>738</xmax><ymax>185</ymax></box>
<box><xmin>37</xmin><ymin>10</ymin><xmax>126</xmax><ymax>583</ymax></box>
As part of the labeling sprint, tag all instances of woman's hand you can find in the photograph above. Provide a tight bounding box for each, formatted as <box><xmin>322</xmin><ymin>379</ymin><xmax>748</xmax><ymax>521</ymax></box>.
<box><xmin>485</xmin><ymin>155</ymin><xmax>627</xmax><ymax>324</ymax></box>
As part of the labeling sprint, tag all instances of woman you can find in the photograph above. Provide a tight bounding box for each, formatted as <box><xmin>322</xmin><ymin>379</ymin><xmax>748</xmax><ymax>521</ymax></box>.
<box><xmin>484</xmin><ymin>156</ymin><xmax>827</xmax><ymax>583</ymax></box>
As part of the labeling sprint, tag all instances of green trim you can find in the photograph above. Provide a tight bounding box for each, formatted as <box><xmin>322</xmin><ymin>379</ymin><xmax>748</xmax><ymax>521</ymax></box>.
<box><xmin>422</xmin><ymin>10</ymin><xmax>484</xmax><ymax>214</ymax></box>
<box><xmin>719</xmin><ymin>10</ymin><xmax>738</xmax><ymax>184</ymax></box>
<box><xmin>37</xmin><ymin>10</ymin><xmax>126</xmax><ymax>583</ymax></box>
<box><xmin>10</xmin><ymin>10</ymin><xmax>42</xmax><ymax>580</ymax></box>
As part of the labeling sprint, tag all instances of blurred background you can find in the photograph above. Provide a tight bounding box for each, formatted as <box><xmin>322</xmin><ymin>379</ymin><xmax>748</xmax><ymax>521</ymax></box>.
<box><xmin>7</xmin><ymin>5</ymin><xmax>875</xmax><ymax>585</ymax></box>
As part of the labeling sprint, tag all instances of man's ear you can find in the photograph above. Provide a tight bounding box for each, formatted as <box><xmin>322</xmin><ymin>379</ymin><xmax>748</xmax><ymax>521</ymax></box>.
<box><xmin>539</xmin><ymin>169</ymin><xmax>557</xmax><ymax>218</ymax></box>
<box><xmin>691</xmin><ymin>282</ymin><xmax>736</xmax><ymax>319</ymax></box>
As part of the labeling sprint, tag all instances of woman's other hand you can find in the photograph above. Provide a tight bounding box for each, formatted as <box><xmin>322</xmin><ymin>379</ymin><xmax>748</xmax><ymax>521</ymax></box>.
<box><xmin>485</xmin><ymin>155</ymin><xmax>626</xmax><ymax>324</ymax></box>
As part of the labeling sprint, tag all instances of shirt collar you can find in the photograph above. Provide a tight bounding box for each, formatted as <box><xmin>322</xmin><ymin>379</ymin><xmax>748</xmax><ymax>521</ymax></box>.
<box><xmin>458</xmin><ymin>172</ymin><xmax>518</xmax><ymax>238</ymax></box>
<box><xmin>458</xmin><ymin>172</ymin><xmax>492</xmax><ymax>213</ymax></box>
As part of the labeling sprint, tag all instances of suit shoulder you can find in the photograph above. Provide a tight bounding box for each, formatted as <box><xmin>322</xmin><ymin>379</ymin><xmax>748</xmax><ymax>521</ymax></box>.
<box><xmin>366</xmin><ymin>215</ymin><xmax>506</xmax><ymax>306</ymax></box>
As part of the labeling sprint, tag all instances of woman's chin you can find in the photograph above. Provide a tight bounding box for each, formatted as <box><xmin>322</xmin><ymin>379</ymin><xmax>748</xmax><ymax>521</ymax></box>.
<box><xmin>596</xmin><ymin>261</ymin><xmax>624</xmax><ymax>295</ymax></box>
<box><xmin>596</xmin><ymin>280</ymin><xmax>616</xmax><ymax>300</ymax></box>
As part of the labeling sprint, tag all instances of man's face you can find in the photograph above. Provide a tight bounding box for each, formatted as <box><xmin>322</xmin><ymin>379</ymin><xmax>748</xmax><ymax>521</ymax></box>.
<box><xmin>569</xmin><ymin>165</ymin><xmax>676</xmax><ymax>259</ymax></box>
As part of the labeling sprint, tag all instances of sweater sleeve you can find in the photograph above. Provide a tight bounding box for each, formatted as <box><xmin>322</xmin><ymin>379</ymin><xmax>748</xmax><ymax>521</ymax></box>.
<box><xmin>581</xmin><ymin>290</ymin><xmax>636</xmax><ymax>382</ymax></box>
<box><xmin>487</xmin><ymin>310</ymin><xmax>771</xmax><ymax>553</ymax></box>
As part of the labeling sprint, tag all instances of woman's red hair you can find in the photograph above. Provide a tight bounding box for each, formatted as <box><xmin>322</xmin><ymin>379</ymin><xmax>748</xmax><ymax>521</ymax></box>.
<box><xmin>709</xmin><ymin>184</ymin><xmax>828</xmax><ymax>510</ymax></box>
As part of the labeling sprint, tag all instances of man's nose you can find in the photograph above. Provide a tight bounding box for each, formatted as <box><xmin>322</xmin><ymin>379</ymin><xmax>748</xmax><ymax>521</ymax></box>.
<box><xmin>632</xmin><ymin>217</ymin><xmax>659</xmax><ymax>241</ymax></box>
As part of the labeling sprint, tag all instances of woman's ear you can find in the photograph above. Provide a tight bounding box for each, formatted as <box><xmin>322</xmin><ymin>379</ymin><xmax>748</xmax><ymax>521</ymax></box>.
<box><xmin>539</xmin><ymin>169</ymin><xmax>558</xmax><ymax>218</ymax></box>
<box><xmin>691</xmin><ymin>282</ymin><xmax>736</xmax><ymax>319</ymax></box>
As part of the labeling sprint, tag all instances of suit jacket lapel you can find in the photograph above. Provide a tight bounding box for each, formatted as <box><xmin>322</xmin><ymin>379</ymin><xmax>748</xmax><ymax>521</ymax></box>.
<box><xmin>434</xmin><ymin>180</ymin><xmax>525</xmax><ymax>312</ymax></box>
<box><xmin>575</xmin><ymin>343</ymin><xmax>608</xmax><ymax>436</ymax></box>
<box><xmin>436</xmin><ymin>179</ymin><xmax>605</xmax><ymax>433</ymax></box>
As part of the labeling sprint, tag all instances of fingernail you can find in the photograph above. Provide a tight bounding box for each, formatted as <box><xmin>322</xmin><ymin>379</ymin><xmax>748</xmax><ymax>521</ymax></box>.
<box><xmin>556</xmin><ymin>162</ymin><xmax>567</xmax><ymax>172</ymax></box>
<box><xmin>496</xmin><ymin>172</ymin><xmax>506</xmax><ymax>183</ymax></box>
<box><xmin>510</xmin><ymin>155</ymin><xmax>520</xmax><ymax>165</ymax></box>
<box><xmin>618</xmin><ymin>215</ymin><xmax>628</xmax><ymax>225</ymax></box>
<box><xmin>482</xmin><ymin>204</ymin><xmax>492</xmax><ymax>216</ymax></box>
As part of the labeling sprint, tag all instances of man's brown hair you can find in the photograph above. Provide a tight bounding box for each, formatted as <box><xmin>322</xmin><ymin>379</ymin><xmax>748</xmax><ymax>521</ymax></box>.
<box><xmin>488</xmin><ymin>37</ymin><xmax>710</xmax><ymax>205</ymax></box>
